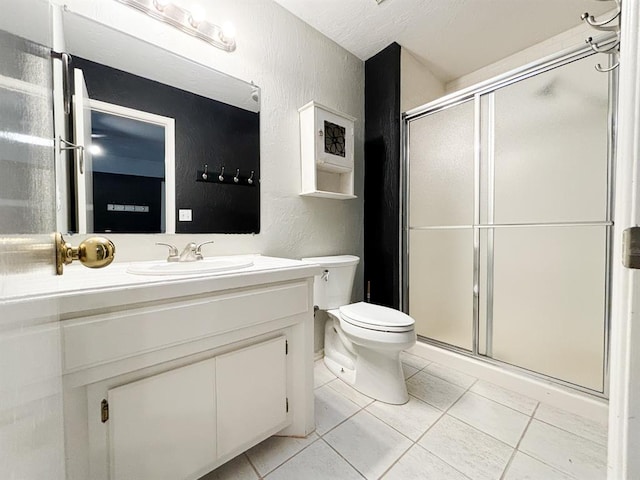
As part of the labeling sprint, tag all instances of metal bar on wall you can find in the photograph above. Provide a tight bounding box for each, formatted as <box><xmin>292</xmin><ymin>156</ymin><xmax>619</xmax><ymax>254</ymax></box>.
<box><xmin>603</xmin><ymin>53</ymin><xmax>619</xmax><ymax>398</ymax></box>
<box><xmin>472</xmin><ymin>93</ymin><xmax>481</xmax><ymax>356</ymax></box>
<box><xmin>485</xmin><ymin>92</ymin><xmax>496</xmax><ymax>358</ymax></box>
<box><xmin>400</xmin><ymin>113</ymin><xmax>409</xmax><ymax>313</ymax></box>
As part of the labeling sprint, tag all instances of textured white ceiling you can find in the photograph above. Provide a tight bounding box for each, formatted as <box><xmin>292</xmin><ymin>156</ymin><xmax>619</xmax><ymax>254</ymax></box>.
<box><xmin>271</xmin><ymin>0</ymin><xmax>613</xmax><ymax>82</ymax></box>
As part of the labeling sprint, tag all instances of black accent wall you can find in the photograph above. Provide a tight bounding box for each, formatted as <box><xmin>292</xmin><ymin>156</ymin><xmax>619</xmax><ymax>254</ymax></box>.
<box><xmin>93</xmin><ymin>172</ymin><xmax>162</xmax><ymax>233</ymax></box>
<box><xmin>73</xmin><ymin>57</ymin><xmax>260</xmax><ymax>234</ymax></box>
<box><xmin>364</xmin><ymin>43</ymin><xmax>401</xmax><ymax>309</ymax></box>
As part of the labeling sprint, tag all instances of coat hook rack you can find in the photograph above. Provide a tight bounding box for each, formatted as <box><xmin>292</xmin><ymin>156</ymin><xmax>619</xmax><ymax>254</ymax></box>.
<box><xmin>196</xmin><ymin>165</ymin><xmax>257</xmax><ymax>187</ymax></box>
<box><xmin>581</xmin><ymin>0</ymin><xmax>621</xmax><ymax>72</ymax></box>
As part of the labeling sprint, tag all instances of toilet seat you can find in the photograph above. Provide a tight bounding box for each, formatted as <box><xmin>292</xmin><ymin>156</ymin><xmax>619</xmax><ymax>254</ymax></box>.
<box><xmin>339</xmin><ymin>302</ymin><xmax>415</xmax><ymax>333</ymax></box>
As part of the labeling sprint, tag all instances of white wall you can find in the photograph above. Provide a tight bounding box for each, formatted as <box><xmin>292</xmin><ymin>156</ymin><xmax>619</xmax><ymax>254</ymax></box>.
<box><xmin>59</xmin><ymin>0</ymin><xmax>365</xmax><ymax>301</ymax></box>
<box><xmin>400</xmin><ymin>48</ymin><xmax>445</xmax><ymax>112</ymax></box>
<box><xmin>446</xmin><ymin>20</ymin><xmax>606</xmax><ymax>93</ymax></box>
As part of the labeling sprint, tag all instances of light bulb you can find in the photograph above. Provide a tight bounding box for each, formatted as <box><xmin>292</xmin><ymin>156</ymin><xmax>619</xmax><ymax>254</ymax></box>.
<box><xmin>153</xmin><ymin>0</ymin><xmax>170</xmax><ymax>11</ymax></box>
<box><xmin>189</xmin><ymin>5</ymin><xmax>205</xmax><ymax>27</ymax></box>
<box><xmin>89</xmin><ymin>144</ymin><xmax>103</xmax><ymax>156</ymax></box>
<box><xmin>221</xmin><ymin>21</ymin><xmax>236</xmax><ymax>41</ymax></box>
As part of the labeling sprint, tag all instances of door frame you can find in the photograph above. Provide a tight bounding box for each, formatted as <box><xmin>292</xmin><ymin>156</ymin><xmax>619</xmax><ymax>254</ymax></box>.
<box><xmin>87</xmin><ymin>99</ymin><xmax>176</xmax><ymax>234</ymax></box>
<box><xmin>607</xmin><ymin>0</ymin><xmax>640</xmax><ymax>477</ymax></box>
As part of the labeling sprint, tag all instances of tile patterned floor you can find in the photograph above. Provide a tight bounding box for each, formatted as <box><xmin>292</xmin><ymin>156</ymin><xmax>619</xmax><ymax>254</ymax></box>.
<box><xmin>201</xmin><ymin>352</ymin><xmax>607</xmax><ymax>480</ymax></box>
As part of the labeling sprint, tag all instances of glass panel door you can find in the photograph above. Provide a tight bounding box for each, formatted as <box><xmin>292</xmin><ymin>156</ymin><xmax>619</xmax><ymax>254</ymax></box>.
<box><xmin>492</xmin><ymin>57</ymin><xmax>609</xmax><ymax>225</ymax></box>
<box><xmin>404</xmin><ymin>51</ymin><xmax>612</xmax><ymax>393</ymax></box>
<box><xmin>486</xmin><ymin>54</ymin><xmax>610</xmax><ymax>391</ymax></box>
<box><xmin>408</xmin><ymin>100</ymin><xmax>475</xmax><ymax>349</ymax></box>
<box><xmin>0</xmin><ymin>5</ymin><xmax>66</xmax><ymax>478</ymax></box>
<box><xmin>409</xmin><ymin>229</ymin><xmax>474</xmax><ymax>348</ymax></box>
<box><xmin>491</xmin><ymin>226</ymin><xmax>607</xmax><ymax>391</ymax></box>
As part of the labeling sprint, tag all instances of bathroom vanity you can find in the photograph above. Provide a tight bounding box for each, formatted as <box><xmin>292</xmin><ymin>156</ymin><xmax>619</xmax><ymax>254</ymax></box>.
<box><xmin>49</xmin><ymin>255</ymin><xmax>318</xmax><ymax>480</ymax></box>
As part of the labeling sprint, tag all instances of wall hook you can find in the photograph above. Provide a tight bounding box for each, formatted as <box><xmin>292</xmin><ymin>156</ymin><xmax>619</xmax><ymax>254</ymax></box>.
<box><xmin>586</xmin><ymin>37</ymin><xmax>619</xmax><ymax>55</ymax></box>
<box><xmin>248</xmin><ymin>170</ymin><xmax>254</xmax><ymax>185</ymax></box>
<box><xmin>596</xmin><ymin>61</ymin><xmax>620</xmax><ymax>73</ymax></box>
<box><xmin>234</xmin><ymin>168</ymin><xmax>240</xmax><ymax>183</ymax></box>
<box><xmin>581</xmin><ymin>10</ymin><xmax>620</xmax><ymax>31</ymax></box>
<box><xmin>218</xmin><ymin>166</ymin><xmax>225</xmax><ymax>182</ymax></box>
<box><xmin>202</xmin><ymin>164</ymin><xmax>209</xmax><ymax>180</ymax></box>
<box><xmin>580</xmin><ymin>0</ymin><xmax>621</xmax><ymax>73</ymax></box>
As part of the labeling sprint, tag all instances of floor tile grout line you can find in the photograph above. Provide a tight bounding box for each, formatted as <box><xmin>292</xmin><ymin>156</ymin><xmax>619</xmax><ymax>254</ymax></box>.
<box><xmin>361</xmin><ymin>401</ymin><xmax>433</xmax><ymax>444</ymax></box>
<box><xmin>318</xmin><ymin>357</ymin><xmax>526</xmax><ymax>478</ymax></box>
<box><xmin>516</xmin><ymin>415</ymin><xmax>598</xmax><ymax>480</ymax></box>
<box><xmin>446</xmin><ymin>389</ymin><xmax>538</xmax><ymax>438</ymax></box>
<box><xmin>500</xmin><ymin>402</ymin><xmax>576</xmax><ymax>480</ymax></box>
<box><xmin>316</xmin><ymin>391</ymin><xmax>367</xmax><ymax>438</ymax></box>
<box><xmin>409</xmin><ymin>376</ymin><xmax>527</xmax><ymax>479</ymax></box>
<box><xmin>512</xmin><ymin>450</ymin><xmax>581</xmax><ymax>480</ymax></box>
<box><xmin>374</xmin><ymin>441</ymin><xmax>417</xmax><ymax>480</ymax></box>
<box><xmin>243</xmin><ymin>452</ymin><xmax>263</xmax><ymax>480</ymax></box>
<box><xmin>413</xmin><ymin>376</ymin><xmax>479</xmax><ymax>445</ymax></box>
<box><xmin>321</xmin><ymin>405</ymin><xmax>416</xmax><ymax>480</ymax></box>
<box><xmin>313</xmin><ymin>358</ymin><xmax>599</xmax><ymax>480</ymax></box>
<box><xmin>325</xmin><ymin>378</ymin><xmax>376</xmax><ymax>409</ymax></box>
<box><xmin>320</xmin><ymin>437</ymin><xmax>368</xmax><ymax>480</ymax></box>
<box><xmin>499</xmin><ymin>401</ymin><xmax>540</xmax><ymax>480</ymax></box>
<box><xmin>531</xmin><ymin>416</ymin><xmax>608</xmax><ymax>447</ymax></box>
<box><xmin>466</xmin><ymin>387</ymin><xmax>538</xmax><ymax>417</ymax></box>
<box><xmin>318</xmin><ymin>357</ymin><xmax>455</xmax><ymax>479</ymax></box>
<box><xmin>251</xmin><ymin>435</ymin><xmax>321</xmax><ymax>478</ymax></box>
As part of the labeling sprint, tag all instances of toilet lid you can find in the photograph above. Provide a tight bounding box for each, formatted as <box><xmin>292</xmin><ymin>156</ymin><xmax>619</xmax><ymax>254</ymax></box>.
<box><xmin>339</xmin><ymin>302</ymin><xmax>415</xmax><ymax>332</ymax></box>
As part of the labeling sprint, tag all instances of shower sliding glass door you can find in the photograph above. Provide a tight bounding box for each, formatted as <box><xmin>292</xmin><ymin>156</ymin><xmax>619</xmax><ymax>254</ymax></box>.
<box><xmin>408</xmin><ymin>99</ymin><xmax>475</xmax><ymax>351</ymax></box>
<box><xmin>404</xmin><ymin>47</ymin><xmax>613</xmax><ymax>394</ymax></box>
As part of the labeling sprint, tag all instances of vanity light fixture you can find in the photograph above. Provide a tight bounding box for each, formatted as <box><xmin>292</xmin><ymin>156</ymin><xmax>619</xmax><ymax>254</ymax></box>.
<box><xmin>89</xmin><ymin>144</ymin><xmax>104</xmax><ymax>156</ymax></box>
<box><xmin>116</xmin><ymin>0</ymin><xmax>236</xmax><ymax>52</ymax></box>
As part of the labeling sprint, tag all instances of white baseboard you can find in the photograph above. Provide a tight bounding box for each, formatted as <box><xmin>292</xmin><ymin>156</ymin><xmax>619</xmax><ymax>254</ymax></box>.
<box><xmin>408</xmin><ymin>342</ymin><xmax>608</xmax><ymax>424</ymax></box>
<box><xmin>314</xmin><ymin>349</ymin><xmax>324</xmax><ymax>362</ymax></box>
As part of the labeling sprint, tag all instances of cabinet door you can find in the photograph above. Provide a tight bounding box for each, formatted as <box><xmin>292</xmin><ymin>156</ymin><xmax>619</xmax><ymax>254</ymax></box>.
<box><xmin>216</xmin><ymin>336</ymin><xmax>288</xmax><ymax>458</ymax></box>
<box><xmin>108</xmin><ymin>358</ymin><xmax>216</xmax><ymax>480</ymax></box>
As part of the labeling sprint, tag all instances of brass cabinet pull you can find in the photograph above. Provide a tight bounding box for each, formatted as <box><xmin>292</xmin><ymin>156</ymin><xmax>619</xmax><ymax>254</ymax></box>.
<box><xmin>55</xmin><ymin>233</ymin><xmax>116</xmax><ymax>275</ymax></box>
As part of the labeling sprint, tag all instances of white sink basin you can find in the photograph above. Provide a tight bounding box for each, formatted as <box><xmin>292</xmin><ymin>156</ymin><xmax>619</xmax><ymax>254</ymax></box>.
<box><xmin>127</xmin><ymin>257</ymin><xmax>254</xmax><ymax>276</ymax></box>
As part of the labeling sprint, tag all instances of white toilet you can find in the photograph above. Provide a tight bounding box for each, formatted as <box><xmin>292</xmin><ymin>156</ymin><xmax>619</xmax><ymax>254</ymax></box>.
<box><xmin>302</xmin><ymin>255</ymin><xmax>416</xmax><ymax>404</ymax></box>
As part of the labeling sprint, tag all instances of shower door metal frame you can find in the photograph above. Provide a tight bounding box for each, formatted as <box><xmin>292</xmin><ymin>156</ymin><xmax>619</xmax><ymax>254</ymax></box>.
<box><xmin>401</xmin><ymin>37</ymin><xmax>618</xmax><ymax>398</ymax></box>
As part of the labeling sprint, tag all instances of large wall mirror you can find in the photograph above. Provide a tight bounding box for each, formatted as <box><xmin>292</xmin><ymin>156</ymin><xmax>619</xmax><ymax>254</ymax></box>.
<box><xmin>58</xmin><ymin>9</ymin><xmax>260</xmax><ymax>235</ymax></box>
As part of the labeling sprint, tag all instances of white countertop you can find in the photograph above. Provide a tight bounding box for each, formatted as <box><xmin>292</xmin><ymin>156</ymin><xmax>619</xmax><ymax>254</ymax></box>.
<box><xmin>2</xmin><ymin>255</ymin><xmax>321</xmax><ymax>321</ymax></box>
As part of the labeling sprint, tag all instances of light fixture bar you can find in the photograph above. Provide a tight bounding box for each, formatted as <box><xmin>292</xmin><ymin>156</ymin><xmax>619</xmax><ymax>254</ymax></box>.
<box><xmin>116</xmin><ymin>0</ymin><xmax>236</xmax><ymax>52</ymax></box>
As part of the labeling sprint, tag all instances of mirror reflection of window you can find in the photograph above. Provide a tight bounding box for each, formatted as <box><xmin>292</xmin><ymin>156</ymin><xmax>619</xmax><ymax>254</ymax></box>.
<box><xmin>90</xmin><ymin>108</ymin><xmax>171</xmax><ymax>233</ymax></box>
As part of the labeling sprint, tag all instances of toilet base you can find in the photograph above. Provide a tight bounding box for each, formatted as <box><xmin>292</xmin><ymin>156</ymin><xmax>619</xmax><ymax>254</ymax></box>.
<box><xmin>324</xmin><ymin>319</ymin><xmax>410</xmax><ymax>405</ymax></box>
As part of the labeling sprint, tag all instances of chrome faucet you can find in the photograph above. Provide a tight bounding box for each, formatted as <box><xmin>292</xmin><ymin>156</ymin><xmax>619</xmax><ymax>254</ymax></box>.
<box><xmin>179</xmin><ymin>242</ymin><xmax>198</xmax><ymax>262</ymax></box>
<box><xmin>156</xmin><ymin>243</ymin><xmax>179</xmax><ymax>262</ymax></box>
<box><xmin>156</xmin><ymin>240</ymin><xmax>215</xmax><ymax>262</ymax></box>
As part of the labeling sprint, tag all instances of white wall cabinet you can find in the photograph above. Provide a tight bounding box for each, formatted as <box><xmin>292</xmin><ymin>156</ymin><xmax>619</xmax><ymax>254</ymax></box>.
<box><xmin>61</xmin><ymin>268</ymin><xmax>316</xmax><ymax>480</ymax></box>
<box><xmin>299</xmin><ymin>101</ymin><xmax>356</xmax><ymax>199</ymax></box>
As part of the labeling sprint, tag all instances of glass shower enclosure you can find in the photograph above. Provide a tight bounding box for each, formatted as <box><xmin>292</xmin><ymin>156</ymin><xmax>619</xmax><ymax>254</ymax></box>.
<box><xmin>403</xmin><ymin>45</ymin><xmax>615</xmax><ymax>395</ymax></box>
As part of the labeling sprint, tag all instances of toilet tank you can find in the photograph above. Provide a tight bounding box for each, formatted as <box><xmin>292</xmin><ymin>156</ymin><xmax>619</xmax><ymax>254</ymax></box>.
<box><xmin>301</xmin><ymin>255</ymin><xmax>360</xmax><ymax>310</ymax></box>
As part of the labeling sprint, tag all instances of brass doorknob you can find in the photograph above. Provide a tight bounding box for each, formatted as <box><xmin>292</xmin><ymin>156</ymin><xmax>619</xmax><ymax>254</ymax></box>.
<box><xmin>55</xmin><ymin>233</ymin><xmax>116</xmax><ymax>275</ymax></box>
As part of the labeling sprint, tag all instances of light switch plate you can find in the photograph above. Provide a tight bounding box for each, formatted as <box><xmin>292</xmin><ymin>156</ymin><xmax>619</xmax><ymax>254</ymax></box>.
<box><xmin>178</xmin><ymin>209</ymin><xmax>192</xmax><ymax>222</ymax></box>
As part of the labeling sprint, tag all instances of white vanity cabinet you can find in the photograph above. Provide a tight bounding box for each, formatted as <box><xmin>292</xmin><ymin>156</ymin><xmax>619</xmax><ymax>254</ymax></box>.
<box><xmin>59</xmin><ymin>257</ymin><xmax>317</xmax><ymax>480</ymax></box>
<box><xmin>108</xmin><ymin>337</ymin><xmax>287</xmax><ymax>480</ymax></box>
<box><xmin>216</xmin><ymin>337</ymin><xmax>288</xmax><ymax>459</ymax></box>
<box><xmin>108</xmin><ymin>358</ymin><xmax>218</xmax><ymax>480</ymax></box>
